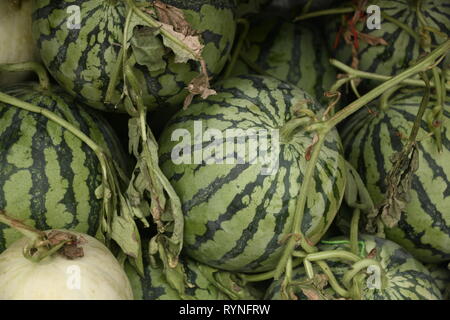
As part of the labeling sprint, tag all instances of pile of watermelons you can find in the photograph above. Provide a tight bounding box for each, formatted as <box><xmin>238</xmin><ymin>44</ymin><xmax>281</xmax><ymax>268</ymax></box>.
<box><xmin>0</xmin><ymin>0</ymin><xmax>449</xmax><ymax>300</ymax></box>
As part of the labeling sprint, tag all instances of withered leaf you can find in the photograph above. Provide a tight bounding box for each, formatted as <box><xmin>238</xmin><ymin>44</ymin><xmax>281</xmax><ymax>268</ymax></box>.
<box><xmin>301</xmin><ymin>288</ymin><xmax>323</xmax><ymax>300</ymax></box>
<box><xmin>184</xmin><ymin>71</ymin><xmax>216</xmax><ymax>109</ymax></box>
<box><xmin>160</xmin><ymin>23</ymin><xmax>203</xmax><ymax>64</ymax></box>
<box><xmin>60</xmin><ymin>245</ymin><xmax>84</xmax><ymax>260</ymax></box>
<box><xmin>154</xmin><ymin>0</ymin><xmax>195</xmax><ymax>36</ymax></box>
<box><xmin>379</xmin><ymin>144</ymin><xmax>419</xmax><ymax>228</ymax></box>
<box><xmin>313</xmin><ymin>273</ymin><xmax>329</xmax><ymax>290</ymax></box>
<box><xmin>367</xmin><ymin>248</ymin><xmax>377</xmax><ymax>259</ymax></box>
<box><xmin>46</xmin><ymin>230</ymin><xmax>85</xmax><ymax>260</ymax></box>
<box><xmin>358</xmin><ymin>32</ymin><xmax>388</xmax><ymax>46</ymax></box>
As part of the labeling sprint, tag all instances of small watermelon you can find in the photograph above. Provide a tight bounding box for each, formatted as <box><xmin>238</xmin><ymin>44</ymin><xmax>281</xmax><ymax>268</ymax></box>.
<box><xmin>343</xmin><ymin>92</ymin><xmax>450</xmax><ymax>263</ymax></box>
<box><xmin>0</xmin><ymin>82</ymin><xmax>127</xmax><ymax>252</ymax></box>
<box><xmin>229</xmin><ymin>17</ymin><xmax>336</xmax><ymax>105</ymax></box>
<box><xmin>31</xmin><ymin>0</ymin><xmax>236</xmax><ymax>112</ymax></box>
<box><xmin>159</xmin><ymin>74</ymin><xmax>346</xmax><ymax>273</ymax></box>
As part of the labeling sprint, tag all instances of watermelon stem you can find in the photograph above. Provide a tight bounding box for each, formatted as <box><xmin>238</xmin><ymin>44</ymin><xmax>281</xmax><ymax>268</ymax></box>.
<box><xmin>350</xmin><ymin>209</ymin><xmax>360</xmax><ymax>255</ymax></box>
<box><xmin>0</xmin><ymin>92</ymin><xmax>106</xmax><ymax>155</ymax></box>
<box><xmin>429</xmin><ymin>67</ymin><xmax>444</xmax><ymax>152</ymax></box>
<box><xmin>0</xmin><ymin>62</ymin><xmax>49</xmax><ymax>90</ymax></box>
<box><xmin>279</xmin><ymin>117</ymin><xmax>311</xmax><ymax>143</ymax></box>
<box><xmin>329</xmin><ymin>59</ymin><xmax>450</xmax><ymax>91</ymax></box>
<box><xmin>0</xmin><ymin>210</ymin><xmax>78</xmax><ymax>263</ymax></box>
<box><xmin>237</xmin><ymin>258</ymin><xmax>304</xmax><ymax>283</ymax></box>
<box><xmin>0</xmin><ymin>210</ymin><xmax>44</xmax><ymax>244</ymax></box>
<box><xmin>380</xmin><ymin>11</ymin><xmax>420</xmax><ymax>41</ymax></box>
<box><xmin>294</xmin><ymin>7</ymin><xmax>355</xmax><ymax>22</ymax></box>
<box><xmin>274</xmin><ymin>133</ymin><xmax>325</xmax><ymax>279</ymax></box>
<box><xmin>379</xmin><ymin>84</ymin><xmax>404</xmax><ymax>111</ymax></box>
<box><xmin>223</xmin><ymin>19</ymin><xmax>249</xmax><ymax>80</ymax></box>
<box><xmin>342</xmin><ymin>258</ymin><xmax>383</xmax><ymax>290</ymax></box>
<box><xmin>316</xmin><ymin>39</ymin><xmax>450</xmax><ymax>130</ymax></box>
<box><xmin>407</xmin><ymin>72</ymin><xmax>431</xmax><ymax>145</ymax></box>
<box><xmin>304</xmin><ymin>250</ymin><xmax>361</xmax><ymax>263</ymax></box>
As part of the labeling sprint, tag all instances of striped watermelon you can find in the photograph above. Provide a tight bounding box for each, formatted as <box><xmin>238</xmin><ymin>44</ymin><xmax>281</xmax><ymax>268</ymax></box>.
<box><xmin>229</xmin><ymin>17</ymin><xmax>336</xmax><ymax>105</ymax></box>
<box><xmin>0</xmin><ymin>82</ymin><xmax>127</xmax><ymax>252</ymax></box>
<box><xmin>158</xmin><ymin>75</ymin><xmax>346</xmax><ymax>273</ymax></box>
<box><xmin>325</xmin><ymin>0</ymin><xmax>450</xmax><ymax>90</ymax></box>
<box><xmin>265</xmin><ymin>235</ymin><xmax>443</xmax><ymax>300</ymax></box>
<box><xmin>31</xmin><ymin>0</ymin><xmax>236</xmax><ymax>112</ymax></box>
<box><xmin>343</xmin><ymin>92</ymin><xmax>450</xmax><ymax>263</ymax></box>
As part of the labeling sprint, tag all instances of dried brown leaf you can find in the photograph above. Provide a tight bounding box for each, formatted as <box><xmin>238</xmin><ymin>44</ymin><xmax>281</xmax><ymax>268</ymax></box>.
<box><xmin>367</xmin><ymin>248</ymin><xmax>377</xmax><ymax>259</ymax></box>
<box><xmin>184</xmin><ymin>72</ymin><xmax>217</xmax><ymax>109</ymax></box>
<box><xmin>301</xmin><ymin>288</ymin><xmax>323</xmax><ymax>300</ymax></box>
<box><xmin>358</xmin><ymin>32</ymin><xmax>388</xmax><ymax>46</ymax></box>
<box><xmin>379</xmin><ymin>144</ymin><xmax>419</xmax><ymax>228</ymax></box>
<box><xmin>154</xmin><ymin>0</ymin><xmax>195</xmax><ymax>36</ymax></box>
<box><xmin>160</xmin><ymin>23</ymin><xmax>203</xmax><ymax>63</ymax></box>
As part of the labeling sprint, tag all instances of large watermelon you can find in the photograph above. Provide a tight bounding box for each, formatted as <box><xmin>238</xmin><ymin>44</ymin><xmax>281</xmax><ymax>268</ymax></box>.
<box><xmin>265</xmin><ymin>235</ymin><xmax>443</xmax><ymax>300</ymax></box>
<box><xmin>325</xmin><ymin>0</ymin><xmax>450</xmax><ymax>90</ymax></box>
<box><xmin>0</xmin><ymin>82</ymin><xmax>127</xmax><ymax>252</ymax></box>
<box><xmin>343</xmin><ymin>92</ymin><xmax>450</xmax><ymax>263</ymax></box>
<box><xmin>31</xmin><ymin>0</ymin><xmax>236</xmax><ymax>112</ymax></box>
<box><xmin>229</xmin><ymin>17</ymin><xmax>336</xmax><ymax>105</ymax></box>
<box><xmin>158</xmin><ymin>75</ymin><xmax>346</xmax><ymax>273</ymax></box>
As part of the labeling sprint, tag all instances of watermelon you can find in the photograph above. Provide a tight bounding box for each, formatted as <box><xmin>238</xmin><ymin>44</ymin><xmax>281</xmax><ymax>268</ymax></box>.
<box><xmin>158</xmin><ymin>74</ymin><xmax>346</xmax><ymax>273</ymax></box>
<box><xmin>343</xmin><ymin>92</ymin><xmax>450</xmax><ymax>263</ymax></box>
<box><xmin>229</xmin><ymin>17</ymin><xmax>336</xmax><ymax>104</ymax></box>
<box><xmin>325</xmin><ymin>0</ymin><xmax>450</xmax><ymax>90</ymax></box>
<box><xmin>0</xmin><ymin>82</ymin><xmax>127</xmax><ymax>252</ymax></box>
<box><xmin>31</xmin><ymin>0</ymin><xmax>236</xmax><ymax>112</ymax></box>
<box><xmin>265</xmin><ymin>235</ymin><xmax>443</xmax><ymax>300</ymax></box>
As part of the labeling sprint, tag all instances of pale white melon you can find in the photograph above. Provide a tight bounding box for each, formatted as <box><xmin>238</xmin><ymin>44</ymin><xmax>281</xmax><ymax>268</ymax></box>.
<box><xmin>0</xmin><ymin>231</ymin><xmax>133</xmax><ymax>300</ymax></box>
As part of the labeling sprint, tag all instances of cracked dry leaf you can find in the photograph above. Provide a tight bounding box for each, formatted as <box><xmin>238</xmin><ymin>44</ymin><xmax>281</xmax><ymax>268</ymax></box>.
<box><xmin>367</xmin><ymin>248</ymin><xmax>377</xmax><ymax>259</ymax></box>
<box><xmin>154</xmin><ymin>0</ymin><xmax>195</xmax><ymax>36</ymax></box>
<box><xmin>160</xmin><ymin>23</ymin><xmax>203</xmax><ymax>64</ymax></box>
<box><xmin>358</xmin><ymin>32</ymin><xmax>388</xmax><ymax>46</ymax></box>
<box><xmin>148</xmin><ymin>1</ymin><xmax>216</xmax><ymax>108</ymax></box>
<box><xmin>184</xmin><ymin>72</ymin><xmax>216</xmax><ymax>109</ymax></box>
<box><xmin>301</xmin><ymin>288</ymin><xmax>325</xmax><ymax>300</ymax></box>
<box><xmin>379</xmin><ymin>144</ymin><xmax>419</xmax><ymax>228</ymax></box>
